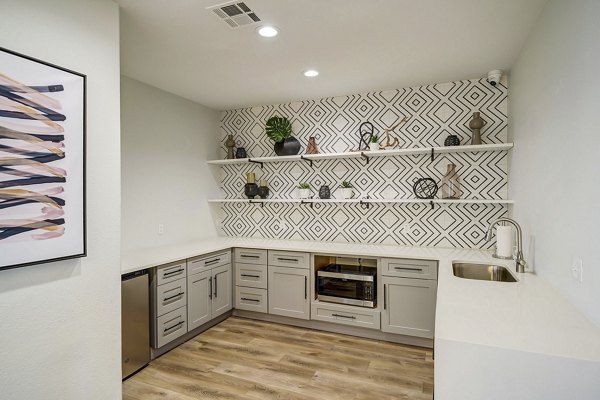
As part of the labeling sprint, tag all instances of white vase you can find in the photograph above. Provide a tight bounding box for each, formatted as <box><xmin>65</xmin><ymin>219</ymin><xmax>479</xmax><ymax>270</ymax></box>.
<box><xmin>340</xmin><ymin>188</ymin><xmax>354</xmax><ymax>199</ymax></box>
<box><xmin>369</xmin><ymin>142</ymin><xmax>380</xmax><ymax>151</ymax></box>
<box><xmin>298</xmin><ymin>188</ymin><xmax>310</xmax><ymax>199</ymax></box>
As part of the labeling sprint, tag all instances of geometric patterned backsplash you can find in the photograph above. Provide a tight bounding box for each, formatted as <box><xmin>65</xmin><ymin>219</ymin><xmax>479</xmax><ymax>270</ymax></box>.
<box><xmin>217</xmin><ymin>78</ymin><xmax>509</xmax><ymax>249</ymax></box>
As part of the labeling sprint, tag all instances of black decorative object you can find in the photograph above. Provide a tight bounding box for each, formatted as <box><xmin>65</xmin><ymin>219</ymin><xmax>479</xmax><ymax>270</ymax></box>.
<box><xmin>236</xmin><ymin>147</ymin><xmax>247</xmax><ymax>158</ymax></box>
<box><xmin>244</xmin><ymin>172</ymin><xmax>258</xmax><ymax>199</ymax></box>
<box><xmin>357</xmin><ymin>122</ymin><xmax>374</xmax><ymax>150</ymax></box>
<box><xmin>444</xmin><ymin>135</ymin><xmax>460</xmax><ymax>146</ymax></box>
<box><xmin>413</xmin><ymin>178</ymin><xmax>438</xmax><ymax>199</ymax></box>
<box><xmin>273</xmin><ymin>137</ymin><xmax>301</xmax><ymax>156</ymax></box>
<box><xmin>258</xmin><ymin>179</ymin><xmax>269</xmax><ymax>199</ymax></box>
<box><xmin>318</xmin><ymin>185</ymin><xmax>331</xmax><ymax>199</ymax></box>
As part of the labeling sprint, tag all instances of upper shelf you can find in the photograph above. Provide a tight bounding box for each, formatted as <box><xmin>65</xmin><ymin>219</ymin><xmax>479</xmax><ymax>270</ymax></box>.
<box><xmin>207</xmin><ymin>143</ymin><xmax>514</xmax><ymax>165</ymax></box>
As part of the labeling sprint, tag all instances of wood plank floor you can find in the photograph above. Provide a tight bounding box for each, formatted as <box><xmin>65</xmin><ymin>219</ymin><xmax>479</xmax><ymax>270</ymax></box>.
<box><xmin>123</xmin><ymin>317</ymin><xmax>434</xmax><ymax>400</ymax></box>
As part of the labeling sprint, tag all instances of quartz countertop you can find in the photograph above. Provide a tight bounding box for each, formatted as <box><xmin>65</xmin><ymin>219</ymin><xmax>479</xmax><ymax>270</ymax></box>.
<box><xmin>121</xmin><ymin>236</ymin><xmax>600</xmax><ymax>364</ymax></box>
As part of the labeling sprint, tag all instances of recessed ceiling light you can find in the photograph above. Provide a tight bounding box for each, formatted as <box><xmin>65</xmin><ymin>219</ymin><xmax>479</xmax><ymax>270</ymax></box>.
<box><xmin>304</xmin><ymin>69</ymin><xmax>319</xmax><ymax>78</ymax></box>
<box><xmin>257</xmin><ymin>26</ymin><xmax>278</xmax><ymax>38</ymax></box>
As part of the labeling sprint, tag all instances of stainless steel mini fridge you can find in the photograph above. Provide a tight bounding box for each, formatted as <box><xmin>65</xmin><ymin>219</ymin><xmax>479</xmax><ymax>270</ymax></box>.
<box><xmin>121</xmin><ymin>269</ymin><xmax>150</xmax><ymax>379</ymax></box>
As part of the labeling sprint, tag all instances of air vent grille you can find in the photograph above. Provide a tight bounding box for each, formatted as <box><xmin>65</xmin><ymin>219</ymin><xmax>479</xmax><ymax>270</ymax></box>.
<box><xmin>208</xmin><ymin>1</ymin><xmax>261</xmax><ymax>29</ymax></box>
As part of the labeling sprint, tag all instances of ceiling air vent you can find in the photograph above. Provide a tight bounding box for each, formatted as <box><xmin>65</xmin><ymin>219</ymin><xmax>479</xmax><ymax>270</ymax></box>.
<box><xmin>207</xmin><ymin>1</ymin><xmax>261</xmax><ymax>29</ymax></box>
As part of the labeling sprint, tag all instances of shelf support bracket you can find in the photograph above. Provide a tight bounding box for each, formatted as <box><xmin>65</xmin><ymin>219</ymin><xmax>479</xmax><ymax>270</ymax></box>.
<box><xmin>249</xmin><ymin>200</ymin><xmax>264</xmax><ymax>208</ymax></box>
<box><xmin>360</xmin><ymin>152</ymin><xmax>370</xmax><ymax>165</ymax></box>
<box><xmin>431</xmin><ymin>148</ymin><xmax>435</xmax><ymax>162</ymax></box>
<box><xmin>248</xmin><ymin>159</ymin><xmax>263</xmax><ymax>169</ymax></box>
<box><xmin>360</xmin><ymin>200</ymin><xmax>370</xmax><ymax>209</ymax></box>
<box><xmin>430</xmin><ymin>200</ymin><xmax>434</xmax><ymax>210</ymax></box>
<box><xmin>300</xmin><ymin>200</ymin><xmax>314</xmax><ymax>209</ymax></box>
<box><xmin>300</xmin><ymin>156</ymin><xmax>313</xmax><ymax>167</ymax></box>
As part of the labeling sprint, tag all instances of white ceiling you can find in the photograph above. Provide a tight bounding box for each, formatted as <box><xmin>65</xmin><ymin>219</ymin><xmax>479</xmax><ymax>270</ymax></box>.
<box><xmin>117</xmin><ymin>0</ymin><xmax>547</xmax><ymax>111</ymax></box>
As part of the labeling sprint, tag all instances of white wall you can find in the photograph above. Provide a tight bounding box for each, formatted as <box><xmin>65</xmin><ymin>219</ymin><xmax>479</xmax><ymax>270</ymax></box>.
<box><xmin>509</xmin><ymin>0</ymin><xmax>600</xmax><ymax>326</ymax></box>
<box><xmin>0</xmin><ymin>1</ymin><xmax>122</xmax><ymax>399</ymax></box>
<box><xmin>121</xmin><ymin>76</ymin><xmax>220</xmax><ymax>252</ymax></box>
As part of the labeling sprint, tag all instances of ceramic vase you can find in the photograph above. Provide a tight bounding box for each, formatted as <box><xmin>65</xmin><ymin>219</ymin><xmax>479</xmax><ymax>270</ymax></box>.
<box><xmin>298</xmin><ymin>188</ymin><xmax>310</xmax><ymax>199</ymax></box>
<box><xmin>235</xmin><ymin>147</ymin><xmax>247</xmax><ymax>159</ymax></box>
<box><xmin>306</xmin><ymin>136</ymin><xmax>319</xmax><ymax>154</ymax></box>
<box><xmin>340</xmin><ymin>188</ymin><xmax>354</xmax><ymax>199</ymax></box>
<box><xmin>225</xmin><ymin>134</ymin><xmax>235</xmax><ymax>159</ymax></box>
<box><xmin>369</xmin><ymin>142</ymin><xmax>380</xmax><ymax>151</ymax></box>
<box><xmin>274</xmin><ymin>137</ymin><xmax>301</xmax><ymax>156</ymax></box>
<box><xmin>469</xmin><ymin>112</ymin><xmax>484</xmax><ymax>145</ymax></box>
<box><xmin>444</xmin><ymin>135</ymin><xmax>460</xmax><ymax>146</ymax></box>
<box><xmin>318</xmin><ymin>185</ymin><xmax>331</xmax><ymax>199</ymax></box>
<box><xmin>258</xmin><ymin>180</ymin><xmax>269</xmax><ymax>199</ymax></box>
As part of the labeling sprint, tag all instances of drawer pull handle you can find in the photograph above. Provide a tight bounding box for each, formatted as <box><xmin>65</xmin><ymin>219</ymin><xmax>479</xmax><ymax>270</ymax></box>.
<box><xmin>241</xmin><ymin>254</ymin><xmax>260</xmax><ymax>258</ymax></box>
<box><xmin>332</xmin><ymin>313</ymin><xmax>356</xmax><ymax>320</ymax></box>
<box><xmin>241</xmin><ymin>297</ymin><xmax>260</xmax><ymax>302</ymax></box>
<box><xmin>241</xmin><ymin>274</ymin><xmax>260</xmax><ymax>278</ymax></box>
<box><xmin>205</xmin><ymin>258</ymin><xmax>220</xmax><ymax>265</ymax></box>
<box><xmin>278</xmin><ymin>257</ymin><xmax>299</xmax><ymax>262</ymax></box>
<box><xmin>163</xmin><ymin>321</ymin><xmax>184</xmax><ymax>334</ymax></box>
<box><xmin>214</xmin><ymin>275</ymin><xmax>218</xmax><ymax>298</ymax></box>
<box><xmin>304</xmin><ymin>276</ymin><xmax>307</xmax><ymax>299</ymax></box>
<box><xmin>163</xmin><ymin>268</ymin><xmax>184</xmax><ymax>277</ymax></box>
<box><xmin>394</xmin><ymin>267</ymin><xmax>423</xmax><ymax>272</ymax></box>
<box><xmin>384</xmin><ymin>284</ymin><xmax>387</xmax><ymax>310</ymax></box>
<box><xmin>163</xmin><ymin>292</ymin><xmax>184</xmax><ymax>302</ymax></box>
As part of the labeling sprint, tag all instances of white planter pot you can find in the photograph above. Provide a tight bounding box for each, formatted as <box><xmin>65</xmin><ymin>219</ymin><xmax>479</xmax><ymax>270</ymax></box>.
<box><xmin>340</xmin><ymin>188</ymin><xmax>354</xmax><ymax>199</ymax></box>
<box><xmin>369</xmin><ymin>142</ymin><xmax>380</xmax><ymax>151</ymax></box>
<box><xmin>298</xmin><ymin>188</ymin><xmax>310</xmax><ymax>199</ymax></box>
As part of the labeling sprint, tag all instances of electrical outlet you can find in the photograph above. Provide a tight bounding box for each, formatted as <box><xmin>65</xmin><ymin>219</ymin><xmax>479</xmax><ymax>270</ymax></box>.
<box><xmin>158</xmin><ymin>223</ymin><xmax>165</xmax><ymax>235</ymax></box>
<box><xmin>571</xmin><ymin>256</ymin><xmax>583</xmax><ymax>283</ymax></box>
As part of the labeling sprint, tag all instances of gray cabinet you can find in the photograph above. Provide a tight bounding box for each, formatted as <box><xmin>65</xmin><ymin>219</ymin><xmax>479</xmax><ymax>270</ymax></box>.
<box><xmin>381</xmin><ymin>259</ymin><xmax>438</xmax><ymax>339</ymax></box>
<box><xmin>187</xmin><ymin>260</ymin><xmax>232</xmax><ymax>331</ymax></box>
<box><xmin>234</xmin><ymin>247</ymin><xmax>269</xmax><ymax>313</ymax></box>
<box><xmin>268</xmin><ymin>265</ymin><xmax>310</xmax><ymax>320</ymax></box>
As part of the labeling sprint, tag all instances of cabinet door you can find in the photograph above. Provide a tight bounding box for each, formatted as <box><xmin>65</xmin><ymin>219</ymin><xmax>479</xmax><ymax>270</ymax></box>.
<box><xmin>268</xmin><ymin>266</ymin><xmax>310</xmax><ymax>320</ymax></box>
<box><xmin>211</xmin><ymin>264</ymin><xmax>233</xmax><ymax>318</ymax></box>
<box><xmin>382</xmin><ymin>276</ymin><xmax>437</xmax><ymax>338</ymax></box>
<box><xmin>187</xmin><ymin>270</ymin><xmax>212</xmax><ymax>331</ymax></box>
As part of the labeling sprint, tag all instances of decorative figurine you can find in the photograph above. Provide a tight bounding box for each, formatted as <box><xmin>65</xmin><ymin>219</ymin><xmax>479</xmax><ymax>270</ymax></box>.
<box><xmin>258</xmin><ymin>179</ymin><xmax>269</xmax><ymax>199</ymax></box>
<box><xmin>469</xmin><ymin>112</ymin><xmax>485</xmax><ymax>145</ymax></box>
<box><xmin>244</xmin><ymin>172</ymin><xmax>258</xmax><ymax>199</ymax></box>
<box><xmin>225</xmin><ymin>134</ymin><xmax>235</xmax><ymax>159</ymax></box>
<box><xmin>356</xmin><ymin>122</ymin><xmax>375</xmax><ymax>151</ymax></box>
<box><xmin>380</xmin><ymin>116</ymin><xmax>410</xmax><ymax>150</ymax></box>
<box><xmin>413</xmin><ymin>178</ymin><xmax>438</xmax><ymax>199</ymax></box>
<box><xmin>306</xmin><ymin>136</ymin><xmax>319</xmax><ymax>154</ymax></box>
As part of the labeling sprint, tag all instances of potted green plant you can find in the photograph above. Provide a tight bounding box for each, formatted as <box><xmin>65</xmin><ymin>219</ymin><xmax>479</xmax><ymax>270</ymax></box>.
<box><xmin>265</xmin><ymin>116</ymin><xmax>301</xmax><ymax>156</ymax></box>
<box><xmin>298</xmin><ymin>183</ymin><xmax>311</xmax><ymax>199</ymax></box>
<box><xmin>339</xmin><ymin>181</ymin><xmax>354</xmax><ymax>199</ymax></box>
<box><xmin>369</xmin><ymin>134</ymin><xmax>380</xmax><ymax>151</ymax></box>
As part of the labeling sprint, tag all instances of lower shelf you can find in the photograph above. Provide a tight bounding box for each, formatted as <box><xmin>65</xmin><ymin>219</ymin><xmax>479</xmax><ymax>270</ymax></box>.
<box><xmin>208</xmin><ymin>198</ymin><xmax>514</xmax><ymax>205</ymax></box>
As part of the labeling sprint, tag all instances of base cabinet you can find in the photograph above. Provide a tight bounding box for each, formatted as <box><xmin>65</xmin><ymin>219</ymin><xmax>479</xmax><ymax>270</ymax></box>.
<box><xmin>188</xmin><ymin>264</ymin><xmax>232</xmax><ymax>331</ymax></box>
<box><xmin>268</xmin><ymin>266</ymin><xmax>310</xmax><ymax>320</ymax></box>
<box><xmin>381</xmin><ymin>276</ymin><xmax>437</xmax><ymax>338</ymax></box>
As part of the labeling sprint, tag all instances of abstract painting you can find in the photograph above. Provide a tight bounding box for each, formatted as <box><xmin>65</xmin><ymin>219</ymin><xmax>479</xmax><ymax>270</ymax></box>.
<box><xmin>0</xmin><ymin>48</ymin><xmax>86</xmax><ymax>270</ymax></box>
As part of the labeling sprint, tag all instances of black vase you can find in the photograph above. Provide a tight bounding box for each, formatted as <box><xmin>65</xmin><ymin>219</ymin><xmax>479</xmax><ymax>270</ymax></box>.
<box><xmin>258</xmin><ymin>185</ymin><xmax>269</xmax><ymax>199</ymax></box>
<box><xmin>319</xmin><ymin>185</ymin><xmax>331</xmax><ymax>199</ymax></box>
<box><xmin>274</xmin><ymin>137</ymin><xmax>301</xmax><ymax>156</ymax></box>
<box><xmin>236</xmin><ymin>147</ymin><xmax>247</xmax><ymax>158</ymax></box>
<box><xmin>244</xmin><ymin>183</ymin><xmax>258</xmax><ymax>199</ymax></box>
<box><xmin>444</xmin><ymin>135</ymin><xmax>460</xmax><ymax>146</ymax></box>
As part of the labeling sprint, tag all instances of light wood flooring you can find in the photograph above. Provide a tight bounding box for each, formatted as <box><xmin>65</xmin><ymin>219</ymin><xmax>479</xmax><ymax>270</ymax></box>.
<box><xmin>123</xmin><ymin>317</ymin><xmax>434</xmax><ymax>400</ymax></box>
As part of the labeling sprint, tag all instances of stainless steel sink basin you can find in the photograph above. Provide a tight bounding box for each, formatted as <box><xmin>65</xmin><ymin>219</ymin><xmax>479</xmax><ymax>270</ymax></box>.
<box><xmin>452</xmin><ymin>262</ymin><xmax>517</xmax><ymax>282</ymax></box>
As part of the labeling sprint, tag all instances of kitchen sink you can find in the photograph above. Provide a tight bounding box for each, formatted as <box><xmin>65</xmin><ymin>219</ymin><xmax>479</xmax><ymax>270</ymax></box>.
<box><xmin>452</xmin><ymin>262</ymin><xmax>517</xmax><ymax>282</ymax></box>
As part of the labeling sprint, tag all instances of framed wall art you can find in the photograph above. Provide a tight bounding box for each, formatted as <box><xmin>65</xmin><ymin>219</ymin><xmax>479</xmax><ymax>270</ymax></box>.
<box><xmin>0</xmin><ymin>47</ymin><xmax>86</xmax><ymax>270</ymax></box>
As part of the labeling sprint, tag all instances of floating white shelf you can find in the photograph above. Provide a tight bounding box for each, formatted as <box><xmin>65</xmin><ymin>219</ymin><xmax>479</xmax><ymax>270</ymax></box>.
<box><xmin>207</xmin><ymin>198</ymin><xmax>514</xmax><ymax>205</ymax></box>
<box><xmin>207</xmin><ymin>143</ymin><xmax>514</xmax><ymax>166</ymax></box>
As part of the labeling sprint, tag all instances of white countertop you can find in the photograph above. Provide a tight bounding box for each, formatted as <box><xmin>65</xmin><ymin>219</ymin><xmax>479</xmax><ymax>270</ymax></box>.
<box><xmin>122</xmin><ymin>236</ymin><xmax>600</xmax><ymax>364</ymax></box>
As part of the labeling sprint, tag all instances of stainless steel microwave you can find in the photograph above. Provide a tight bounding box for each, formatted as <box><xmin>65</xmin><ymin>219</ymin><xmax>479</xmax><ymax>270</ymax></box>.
<box><xmin>317</xmin><ymin>264</ymin><xmax>376</xmax><ymax>308</ymax></box>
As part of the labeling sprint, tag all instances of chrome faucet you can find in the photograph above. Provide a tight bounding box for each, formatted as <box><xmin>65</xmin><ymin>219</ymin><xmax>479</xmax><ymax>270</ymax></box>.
<box><xmin>485</xmin><ymin>218</ymin><xmax>527</xmax><ymax>273</ymax></box>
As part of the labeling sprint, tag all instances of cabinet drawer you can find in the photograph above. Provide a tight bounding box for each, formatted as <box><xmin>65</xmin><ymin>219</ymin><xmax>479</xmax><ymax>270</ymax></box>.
<box><xmin>156</xmin><ymin>261</ymin><xmax>187</xmax><ymax>285</ymax></box>
<box><xmin>235</xmin><ymin>263</ymin><xmax>267</xmax><ymax>289</ymax></box>
<box><xmin>188</xmin><ymin>251</ymin><xmax>231</xmax><ymax>276</ymax></box>
<box><xmin>268</xmin><ymin>250</ymin><xmax>310</xmax><ymax>269</ymax></box>
<box><xmin>234</xmin><ymin>248</ymin><xmax>267</xmax><ymax>265</ymax></box>
<box><xmin>235</xmin><ymin>287</ymin><xmax>268</xmax><ymax>313</ymax></box>
<box><xmin>153</xmin><ymin>306</ymin><xmax>187</xmax><ymax>348</ymax></box>
<box><xmin>381</xmin><ymin>258</ymin><xmax>438</xmax><ymax>280</ymax></box>
<box><xmin>155</xmin><ymin>278</ymin><xmax>187</xmax><ymax>317</ymax></box>
<box><xmin>311</xmin><ymin>302</ymin><xmax>381</xmax><ymax>330</ymax></box>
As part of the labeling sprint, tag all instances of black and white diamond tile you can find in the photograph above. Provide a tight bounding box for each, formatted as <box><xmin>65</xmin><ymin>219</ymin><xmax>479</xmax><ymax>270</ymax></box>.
<box><xmin>217</xmin><ymin>77</ymin><xmax>509</xmax><ymax>249</ymax></box>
